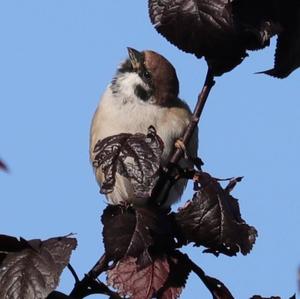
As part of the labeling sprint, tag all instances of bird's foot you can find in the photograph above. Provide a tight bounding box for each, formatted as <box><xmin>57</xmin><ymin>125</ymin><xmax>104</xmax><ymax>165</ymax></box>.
<box><xmin>175</xmin><ymin>138</ymin><xmax>188</xmax><ymax>159</ymax></box>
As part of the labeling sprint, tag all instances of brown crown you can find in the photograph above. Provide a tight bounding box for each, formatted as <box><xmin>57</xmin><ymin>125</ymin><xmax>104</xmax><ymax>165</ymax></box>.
<box><xmin>144</xmin><ymin>50</ymin><xmax>179</xmax><ymax>106</ymax></box>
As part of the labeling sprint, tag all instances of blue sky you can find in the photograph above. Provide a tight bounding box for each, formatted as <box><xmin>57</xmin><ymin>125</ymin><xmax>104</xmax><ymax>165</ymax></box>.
<box><xmin>0</xmin><ymin>1</ymin><xmax>299</xmax><ymax>298</ymax></box>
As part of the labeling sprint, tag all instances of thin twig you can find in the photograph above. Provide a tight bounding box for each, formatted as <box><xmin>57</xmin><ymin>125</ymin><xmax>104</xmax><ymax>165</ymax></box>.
<box><xmin>68</xmin><ymin>264</ymin><xmax>80</xmax><ymax>284</ymax></box>
<box><xmin>69</xmin><ymin>275</ymin><xmax>122</xmax><ymax>299</ymax></box>
<box><xmin>151</xmin><ymin>68</ymin><xmax>215</xmax><ymax>206</ymax></box>
<box><xmin>170</xmin><ymin>68</ymin><xmax>215</xmax><ymax>165</ymax></box>
<box><xmin>69</xmin><ymin>254</ymin><xmax>118</xmax><ymax>299</ymax></box>
<box><xmin>184</xmin><ymin>254</ymin><xmax>234</xmax><ymax>299</ymax></box>
<box><xmin>87</xmin><ymin>253</ymin><xmax>109</xmax><ymax>278</ymax></box>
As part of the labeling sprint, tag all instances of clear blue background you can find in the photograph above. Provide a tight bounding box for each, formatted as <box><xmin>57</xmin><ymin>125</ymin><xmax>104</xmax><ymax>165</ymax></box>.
<box><xmin>0</xmin><ymin>1</ymin><xmax>299</xmax><ymax>298</ymax></box>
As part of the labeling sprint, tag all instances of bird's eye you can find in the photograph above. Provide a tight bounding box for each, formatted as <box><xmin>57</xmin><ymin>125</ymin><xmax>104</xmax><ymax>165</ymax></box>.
<box><xmin>143</xmin><ymin>70</ymin><xmax>151</xmax><ymax>80</ymax></box>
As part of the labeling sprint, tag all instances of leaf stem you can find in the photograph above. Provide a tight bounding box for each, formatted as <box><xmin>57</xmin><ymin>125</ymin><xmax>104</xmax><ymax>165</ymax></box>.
<box><xmin>68</xmin><ymin>264</ymin><xmax>80</xmax><ymax>284</ymax></box>
<box><xmin>184</xmin><ymin>254</ymin><xmax>234</xmax><ymax>299</ymax></box>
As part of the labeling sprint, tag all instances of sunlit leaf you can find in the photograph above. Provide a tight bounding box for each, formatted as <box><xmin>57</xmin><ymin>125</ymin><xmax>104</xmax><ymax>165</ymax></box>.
<box><xmin>175</xmin><ymin>172</ymin><xmax>257</xmax><ymax>256</ymax></box>
<box><xmin>0</xmin><ymin>235</ymin><xmax>77</xmax><ymax>299</ymax></box>
<box><xmin>107</xmin><ymin>256</ymin><xmax>169</xmax><ymax>299</ymax></box>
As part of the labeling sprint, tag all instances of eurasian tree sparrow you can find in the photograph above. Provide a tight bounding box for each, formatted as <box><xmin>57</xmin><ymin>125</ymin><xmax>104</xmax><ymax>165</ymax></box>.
<box><xmin>90</xmin><ymin>48</ymin><xmax>198</xmax><ymax>207</ymax></box>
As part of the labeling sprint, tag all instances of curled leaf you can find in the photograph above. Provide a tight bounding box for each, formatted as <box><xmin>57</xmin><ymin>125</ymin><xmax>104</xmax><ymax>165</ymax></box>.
<box><xmin>234</xmin><ymin>0</ymin><xmax>300</xmax><ymax>78</ymax></box>
<box><xmin>0</xmin><ymin>235</ymin><xmax>77</xmax><ymax>299</ymax></box>
<box><xmin>175</xmin><ymin>172</ymin><xmax>257</xmax><ymax>256</ymax></box>
<box><xmin>93</xmin><ymin>126</ymin><xmax>163</xmax><ymax>199</ymax></box>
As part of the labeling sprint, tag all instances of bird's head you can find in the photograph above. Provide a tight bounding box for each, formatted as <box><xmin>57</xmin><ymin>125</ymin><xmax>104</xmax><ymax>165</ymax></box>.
<box><xmin>111</xmin><ymin>48</ymin><xmax>179</xmax><ymax>106</ymax></box>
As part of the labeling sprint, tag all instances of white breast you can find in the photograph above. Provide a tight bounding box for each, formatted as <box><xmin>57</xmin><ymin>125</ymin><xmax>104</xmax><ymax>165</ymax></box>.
<box><xmin>90</xmin><ymin>72</ymin><xmax>190</xmax><ymax>163</ymax></box>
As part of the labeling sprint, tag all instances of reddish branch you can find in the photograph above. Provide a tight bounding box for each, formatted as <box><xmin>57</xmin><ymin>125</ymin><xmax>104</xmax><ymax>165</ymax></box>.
<box><xmin>170</xmin><ymin>68</ymin><xmax>215</xmax><ymax>164</ymax></box>
<box><xmin>151</xmin><ymin>68</ymin><xmax>215</xmax><ymax>206</ymax></box>
<box><xmin>183</xmin><ymin>254</ymin><xmax>234</xmax><ymax>299</ymax></box>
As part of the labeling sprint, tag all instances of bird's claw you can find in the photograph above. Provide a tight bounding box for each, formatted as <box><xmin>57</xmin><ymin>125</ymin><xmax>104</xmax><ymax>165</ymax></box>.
<box><xmin>175</xmin><ymin>139</ymin><xmax>188</xmax><ymax>159</ymax></box>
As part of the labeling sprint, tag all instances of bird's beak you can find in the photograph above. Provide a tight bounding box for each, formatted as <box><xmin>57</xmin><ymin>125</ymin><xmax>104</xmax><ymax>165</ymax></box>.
<box><xmin>127</xmin><ymin>47</ymin><xmax>143</xmax><ymax>71</ymax></box>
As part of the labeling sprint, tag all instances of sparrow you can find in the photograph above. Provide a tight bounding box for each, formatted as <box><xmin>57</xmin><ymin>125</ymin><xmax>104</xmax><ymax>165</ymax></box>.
<box><xmin>90</xmin><ymin>48</ymin><xmax>198</xmax><ymax>208</ymax></box>
<box><xmin>149</xmin><ymin>0</ymin><xmax>300</xmax><ymax>77</ymax></box>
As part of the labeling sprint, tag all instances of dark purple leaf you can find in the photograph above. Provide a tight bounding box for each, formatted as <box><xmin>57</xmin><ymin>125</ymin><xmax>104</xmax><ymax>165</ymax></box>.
<box><xmin>0</xmin><ymin>235</ymin><xmax>77</xmax><ymax>299</ymax></box>
<box><xmin>102</xmin><ymin>205</ymin><xmax>174</xmax><ymax>267</ymax></box>
<box><xmin>0</xmin><ymin>234</ymin><xmax>27</xmax><ymax>252</ymax></box>
<box><xmin>264</xmin><ymin>21</ymin><xmax>300</xmax><ymax>78</ymax></box>
<box><xmin>149</xmin><ymin>0</ymin><xmax>235</xmax><ymax>53</ymax></box>
<box><xmin>0</xmin><ymin>234</ymin><xmax>32</xmax><ymax>264</ymax></box>
<box><xmin>93</xmin><ymin>126</ymin><xmax>163</xmax><ymax>199</ymax></box>
<box><xmin>234</xmin><ymin>0</ymin><xmax>300</xmax><ymax>78</ymax></box>
<box><xmin>157</xmin><ymin>252</ymin><xmax>191</xmax><ymax>299</ymax></box>
<box><xmin>107</xmin><ymin>256</ymin><xmax>169</xmax><ymax>299</ymax></box>
<box><xmin>149</xmin><ymin>0</ymin><xmax>300</xmax><ymax>77</ymax></box>
<box><xmin>175</xmin><ymin>172</ymin><xmax>257</xmax><ymax>256</ymax></box>
<box><xmin>149</xmin><ymin>0</ymin><xmax>245</xmax><ymax>75</ymax></box>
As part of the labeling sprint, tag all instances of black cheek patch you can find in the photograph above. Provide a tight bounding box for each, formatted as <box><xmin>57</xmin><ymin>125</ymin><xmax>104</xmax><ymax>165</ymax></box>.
<box><xmin>134</xmin><ymin>84</ymin><xmax>151</xmax><ymax>102</ymax></box>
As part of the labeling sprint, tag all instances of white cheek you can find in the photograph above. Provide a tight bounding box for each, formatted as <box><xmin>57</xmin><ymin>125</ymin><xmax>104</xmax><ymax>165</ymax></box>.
<box><xmin>117</xmin><ymin>73</ymin><xmax>149</xmax><ymax>103</ymax></box>
<box><xmin>91</xmin><ymin>71</ymin><xmax>190</xmax><ymax>165</ymax></box>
